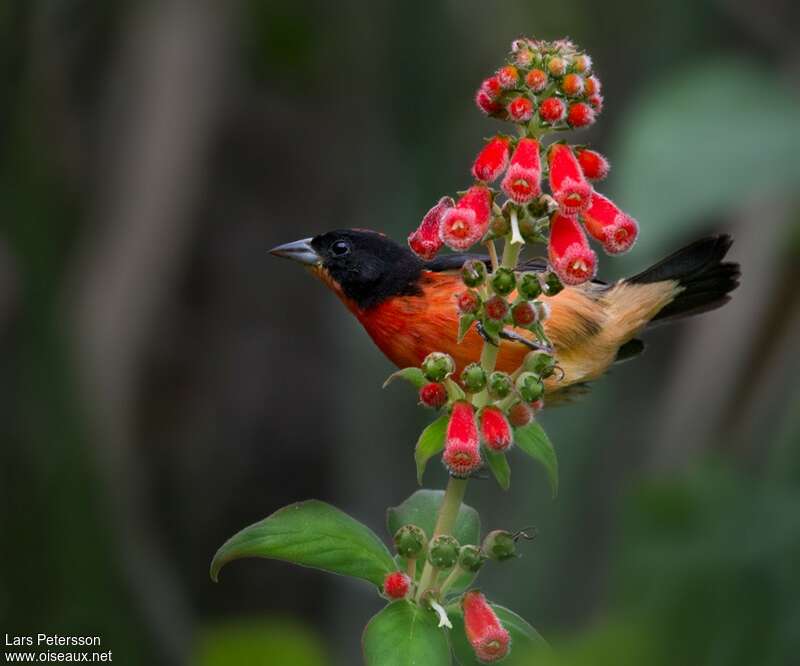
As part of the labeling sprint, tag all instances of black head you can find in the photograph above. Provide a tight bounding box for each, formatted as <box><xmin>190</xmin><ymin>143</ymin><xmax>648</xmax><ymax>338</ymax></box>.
<box><xmin>270</xmin><ymin>230</ymin><xmax>424</xmax><ymax>310</ymax></box>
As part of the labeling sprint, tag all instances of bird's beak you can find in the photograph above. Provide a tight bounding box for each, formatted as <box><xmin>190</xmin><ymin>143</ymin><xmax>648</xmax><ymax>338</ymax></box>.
<box><xmin>269</xmin><ymin>238</ymin><xmax>321</xmax><ymax>266</ymax></box>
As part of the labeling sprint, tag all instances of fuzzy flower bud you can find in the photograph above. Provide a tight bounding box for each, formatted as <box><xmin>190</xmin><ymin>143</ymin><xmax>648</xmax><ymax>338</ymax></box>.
<box><xmin>547</xmin><ymin>56</ymin><xmax>567</xmax><ymax>77</ymax></box>
<box><xmin>490</xmin><ymin>267</ymin><xmax>517</xmax><ymax>296</ymax></box>
<box><xmin>518</xmin><ymin>273</ymin><xmax>543</xmax><ymax>300</ymax></box>
<box><xmin>441</xmin><ymin>186</ymin><xmax>492</xmax><ymax>251</ymax></box>
<box><xmin>538</xmin><ymin>97</ymin><xmax>566</xmax><ymax>124</ymax></box>
<box><xmin>422</xmin><ymin>352</ymin><xmax>455</xmax><ymax>382</ymax></box>
<box><xmin>516</xmin><ymin>372</ymin><xmax>545</xmax><ymax>403</ymax></box>
<box><xmin>548</xmin><ymin>144</ymin><xmax>592</xmax><ymax>216</ymax></box>
<box><xmin>525</xmin><ymin>68</ymin><xmax>548</xmax><ymax>92</ymax></box>
<box><xmin>523</xmin><ymin>350</ymin><xmax>557</xmax><ymax>377</ymax></box>
<box><xmin>472</xmin><ymin>136</ymin><xmax>510</xmax><ymax>183</ymax></box>
<box><xmin>488</xmin><ymin>371</ymin><xmax>513</xmax><ymax>399</ymax></box>
<box><xmin>462</xmin><ymin>591</ymin><xmax>511</xmax><ymax>663</ymax></box>
<box><xmin>408</xmin><ymin>196</ymin><xmax>454</xmax><ymax>260</ymax></box>
<box><xmin>501</xmin><ymin>138</ymin><xmax>541</xmax><ymax>204</ymax></box>
<box><xmin>482</xmin><ymin>530</ymin><xmax>517</xmax><ymax>561</ymax></box>
<box><xmin>419</xmin><ymin>382</ymin><xmax>448</xmax><ymax>409</ymax></box>
<box><xmin>443</xmin><ymin>401</ymin><xmax>482</xmax><ymax>477</ymax></box>
<box><xmin>544</xmin><ymin>271</ymin><xmax>564</xmax><ymax>295</ymax></box>
<box><xmin>582</xmin><ymin>192</ymin><xmax>639</xmax><ymax>255</ymax></box>
<box><xmin>489</xmin><ymin>214</ymin><xmax>510</xmax><ymax>238</ymax></box>
<box><xmin>484</xmin><ymin>295</ymin><xmax>509</xmax><ymax>322</ymax></box>
<box><xmin>428</xmin><ymin>535</ymin><xmax>460</xmax><ymax>569</ymax></box>
<box><xmin>507</xmin><ymin>96</ymin><xmax>534</xmax><ymax>122</ymax></box>
<box><xmin>458</xmin><ymin>545</ymin><xmax>485</xmax><ymax>573</ymax></box>
<box><xmin>584</xmin><ymin>75</ymin><xmax>601</xmax><ymax>96</ymax></box>
<box><xmin>561</xmin><ymin>73</ymin><xmax>584</xmax><ymax>97</ymax></box>
<box><xmin>461</xmin><ymin>363</ymin><xmax>488</xmax><ymax>393</ymax></box>
<box><xmin>480</xmin><ymin>407</ymin><xmax>513</xmax><ymax>452</ymax></box>
<box><xmin>461</xmin><ymin>259</ymin><xmax>487</xmax><ymax>287</ymax></box>
<box><xmin>508</xmin><ymin>401</ymin><xmax>533</xmax><ymax>427</ymax></box>
<box><xmin>383</xmin><ymin>571</ymin><xmax>411</xmax><ymax>600</ymax></box>
<box><xmin>394</xmin><ymin>524</ymin><xmax>428</xmax><ymax>559</ymax></box>
<box><xmin>573</xmin><ymin>54</ymin><xmax>592</xmax><ymax>73</ymax></box>
<box><xmin>457</xmin><ymin>290</ymin><xmax>481</xmax><ymax>315</ymax></box>
<box><xmin>588</xmin><ymin>94</ymin><xmax>604</xmax><ymax>113</ymax></box>
<box><xmin>497</xmin><ymin>65</ymin><xmax>519</xmax><ymax>89</ymax></box>
<box><xmin>475</xmin><ymin>76</ymin><xmax>503</xmax><ymax>116</ymax></box>
<box><xmin>567</xmin><ymin>102</ymin><xmax>595</xmax><ymax>128</ymax></box>
<box><xmin>548</xmin><ymin>213</ymin><xmax>597</xmax><ymax>285</ymax></box>
<box><xmin>511</xmin><ymin>301</ymin><xmax>537</xmax><ymax>328</ymax></box>
<box><xmin>576</xmin><ymin>148</ymin><xmax>609</xmax><ymax>181</ymax></box>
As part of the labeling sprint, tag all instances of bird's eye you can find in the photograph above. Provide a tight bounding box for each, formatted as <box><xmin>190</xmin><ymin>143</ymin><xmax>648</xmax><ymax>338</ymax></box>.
<box><xmin>330</xmin><ymin>240</ymin><xmax>351</xmax><ymax>257</ymax></box>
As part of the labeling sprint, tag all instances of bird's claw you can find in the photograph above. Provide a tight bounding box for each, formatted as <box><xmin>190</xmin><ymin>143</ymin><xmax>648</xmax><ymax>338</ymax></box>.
<box><xmin>498</xmin><ymin>328</ymin><xmax>554</xmax><ymax>354</ymax></box>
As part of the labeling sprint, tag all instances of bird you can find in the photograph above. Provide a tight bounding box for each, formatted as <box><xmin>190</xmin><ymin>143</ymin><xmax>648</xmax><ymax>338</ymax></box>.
<box><xmin>270</xmin><ymin>230</ymin><xmax>740</xmax><ymax>400</ymax></box>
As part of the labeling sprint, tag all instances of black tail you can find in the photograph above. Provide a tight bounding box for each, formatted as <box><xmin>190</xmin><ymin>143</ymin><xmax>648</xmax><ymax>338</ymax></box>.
<box><xmin>629</xmin><ymin>234</ymin><xmax>741</xmax><ymax>323</ymax></box>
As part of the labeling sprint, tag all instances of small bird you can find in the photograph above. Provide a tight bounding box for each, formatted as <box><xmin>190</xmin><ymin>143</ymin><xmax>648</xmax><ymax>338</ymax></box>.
<box><xmin>270</xmin><ymin>230</ymin><xmax>739</xmax><ymax>400</ymax></box>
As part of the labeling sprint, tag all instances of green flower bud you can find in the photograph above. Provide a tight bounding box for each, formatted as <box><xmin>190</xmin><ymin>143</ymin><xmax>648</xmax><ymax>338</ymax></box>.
<box><xmin>489</xmin><ymin>215</ymin><xmax>510</xmax><ymax>238</ymax></box>
<box><xmin>482</xmin><ymin>530</ymin><xmax>516</xmax><ymax>562</ymax></box>
<box><xmin>461</xmin><ymin>259</ymin><xmax>487</xmax><ymax>288</ymax></box>
<box><xmin>460</xmin><ymin>362</ymin><xmax>487</xmax><ymax>393</ymax></box>
<box><xmin>516</xmin><ymin>372</ymin><xmax>544</xmax><ymax>403</ymax></box>
<box><xmin>458</xmin><ymin>544</ymin><xmax>485</xmax><ymax>573</ymax></box>
<box><xmin>523</xmin><ymin>350</ymin><xmax>556</xmax><ymax>378</ymax></box>
<box><xmin>488</xmin><ymin>371</ymin><xmax>513</xmax><ymax>399</ymax></box>
<box><xmin>545</xmin><ymin>271</ymin><xmax>564</xmax><ymax>296</ymax></box>
<box><xmin>527</xmin><ymin>196</ymin><xmax>552</xmax><ymax>219</ymax></box>
<box><xmin>422</xmin><ymin>352</ymin><xmax>455</xmax><ymax>382</ymax></box>
<box><xmin>491</xmin><ymin>267</ymin><xmax>516</xmax><ymax>296</ymax></box>
<box><xmin>518</xmin><ymin>216</ymin><xmax>539</xmax><ymax>243</ymax></box>
<box><xmin>518</xmin><ymin>273</ymin><xmax>542</xmax><ymax>300</ymax></box>
<box><xmin>428</xmin><ymin>535</ymin><xmax>460</xmax><ymax>570</ymax></box>
<box><xmin>393</xmin><ymin>524</ymin><xmax>428</xmax><ymax>559</ymax></box>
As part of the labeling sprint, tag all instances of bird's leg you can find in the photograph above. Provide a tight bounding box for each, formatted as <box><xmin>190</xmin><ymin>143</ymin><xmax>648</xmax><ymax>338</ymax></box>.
<box><xmin>498</xmin><ymin>328</ymin><xmax>554</xmax><ymax>354</ymax></box>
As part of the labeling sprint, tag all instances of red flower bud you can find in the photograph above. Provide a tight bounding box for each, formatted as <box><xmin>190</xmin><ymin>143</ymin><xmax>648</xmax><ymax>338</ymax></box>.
<box><xmin>443</xmin><ymin>401</ymin><xmax>482</xmax><ymax>477</ymax></box>
<box><xmin>567</xmin><ymin>102</ymin><xmax>595</xmax><ymax>128</ymax></box>
<box><xmin>408</xmin><ymin>196</ymin><xmax>454</xmax><ymax>260</ymax></box>
<box><xmin>561</xmin><ymin>73</ymin><xmax>584</xmax><ymax>97</ymax></box>
<box><xmin>456</xmin><ymin>289</ymin><xmax>481</xmax><ymax>315</ymax></box>
<box><xmin>514</xmin><ymin>47</ymin><xmax>535</xmax><ymax>68</ymax></box>
<box><xmin>511</xmin><ymin>301</ymin><xmax>537</xmax><ymax>327</ymax></box>
<box><xmin>588</xmin><ymin>94</ymin><xmax>604</xmax><ymax>113</ymax></box>
<box><xmin>472</xmin><ymin>136</ymin><xmax>510</xmax><ymax>183</ymax></box>
<box><xmin>584</xmin><ymin>75</ymin><xmax>601</xmax><ymax>96</ymax></box>
<box><xmin>508</xmin><ymin>401</ymin><xmax>533</xmax><ymax>427</ymax></box>
<box><xmin>419</xmin><ymin>382</ymin><xmax>448</xmax><ymax>409</ymax></box>
<box><xmin>525</xmin><ymin>68</ymin><xmax>548</xmax><ymax>92</ymax></box>
<box><xmin>475</xmin><ymin>76</ymin><xmax>503</xmax><ymax>116</ymax></box>
<box><xmin>582</xmin><ymin>192</ymin><xmax>639</xmax><ymax>255</ymax></box>
<box><xmin>538</xmin><ymin>97</ymin><xmax>566</xmax><ymax>124</ymax></box>
<box><xmin>497</xmin><ymin>65</ymin><xmax>519</xmax><ymax>89</ymax></box>
<box><xmin>440</xmin><ymin>186</ymin><xmax>492</xmax><ymax>251</ymax></box>
<box><xmin>507</xmin><ymin>96</ymin><xmax>534</xmax><ymax>123</ymax></box>
<box><xmin>481</xmin><ymin>76</ymin><xmax>502</xmax><ymax>99</ymax></box>
<box><xmin>548</xmin><ymin>212</ymin><xmax>597</xmax><ymax>285</ymax></box>
<box><xmin>484</xmin><ymin>295</ymin><xmax>509</xmax><ymax>321</ymax></box>
<box><xmin>480</xmin><ymin>407</ymin><xmax>513</xmax><ymax>452</ymax></box>
<box><xmin>576</xmin><ymin>149</ymin><xmax>610</xmax><ymax>181</ymax></box>
<box><xmin>501</xmin><ymin>138</ymin><xmax>541</xmax><ymax>204</ymax></box>
<box><xmin>462</xmin><ymin>590</ymin><xmax>511</xmax><ymax>663</ymax></box>
<box><xmin>548</xmin><ymin>144</ymin><xmax>592</xmax><ymax>216</ymax></box>
<box><xmin>383</xmin><ymin>571</ymin><xmax>411</xmax><ymax>600</ymax></box>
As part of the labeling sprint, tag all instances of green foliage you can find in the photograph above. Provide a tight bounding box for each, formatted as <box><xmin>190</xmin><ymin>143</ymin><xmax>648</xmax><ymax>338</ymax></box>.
<box><xmin>484</xmin><ymin>449</ymin><xmax>511</xmax><ymax>490</ymax></box>
<box><xmin>362</xmin><ymin>601</ymin><xmax>451</xmax><ymax>666</ymax></box>
<box><xmin>387</xmin><ymin>490</ymin><xmax>481</xmax><ymax>547</ymax></box>
<box><xmin>514</xmin><ymin>422</ymin><xmax>559</xmax><ymax>497</ymax></box>
<box><xmin>415</xmin><ymin>414</ymin><xmax>448</xmax><ymax>484</ymax></box>
<box><xmin>383</xmin><ymin>367</ymin><xmax>426</xmax><ymax>390</ymax></box>
<box><xmin>210</xmin><ymin>500</ymin><xmax>395</xmax><ymax>587</ymax></box>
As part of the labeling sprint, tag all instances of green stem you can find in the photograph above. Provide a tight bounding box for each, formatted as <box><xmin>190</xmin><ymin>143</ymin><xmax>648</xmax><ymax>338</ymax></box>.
<box><xmin>438</xmin><ymin>564</ymin><xmax>465</xmax><ymax>597</ymax></box>
<box><xmin>415</xmin><ymin>476</ymin><xmax>468</xmax><ymax>601</ymax></box>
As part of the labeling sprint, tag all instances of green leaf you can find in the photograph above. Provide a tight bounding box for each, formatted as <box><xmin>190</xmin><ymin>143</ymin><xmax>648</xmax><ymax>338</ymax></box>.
<box><xmin>444</xmin><ymin>378</ymin><xmax>466</xmax><ymax>402</ymax></box>
<box><xmin>458</xmin><ymin>314</ymin><xmax>476</xmax><ymax>343</ymax></box>
<box><xmin>415</xmin><ymin>414</ymin><xmax>448</xmax><ymax>485</ymax></box>
<box><xmin>484</xmin><ymin>449</ymin><xmax>511</xmax><ymax>490</ymax></box>
<box><xmin>383</xmin><ymin>367</ymin><xmax>426</xmax><ymax>390</ymax></box>
<box><xmin>210</xmin><ymin>500</ymin><xmax>395</xmax><ymax>586</ymax></box>
<box><xmin>387</xmin><ymin>490</ymin><xmax>481</xmax><ymax>547</ymax></box>
<box><xmin>448</xmin><ymin>604</ymin><xmax>549</xmax><ymax>666</ymax></box>
<box><xmin>515</xmin><ymin>421</ymin><xmax>559</xmax><ymax>498</ymax></box>
<box><xmin>362</xmin><ymin>601</ymin><xmax>451</xmax><ymax>666</ymax></box>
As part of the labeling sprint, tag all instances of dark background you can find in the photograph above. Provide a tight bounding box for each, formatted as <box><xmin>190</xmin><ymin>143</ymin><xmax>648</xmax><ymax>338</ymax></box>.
<box><xmin>1</xmin><ymin>1</ymin><xmax>799</xmax><ymax>664</ymax></box>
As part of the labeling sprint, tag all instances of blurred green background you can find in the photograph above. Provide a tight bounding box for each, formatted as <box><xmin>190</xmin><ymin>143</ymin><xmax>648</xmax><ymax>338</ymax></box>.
<box><xmin>1</xmin><ymin>1</ymin><xmax>799</xmax><ymax>664</ymax></box>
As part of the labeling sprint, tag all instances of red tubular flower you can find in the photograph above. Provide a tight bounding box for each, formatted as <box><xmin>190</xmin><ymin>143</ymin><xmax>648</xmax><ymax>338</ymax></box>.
<box><xmin>576</xmin><ymin>149</ymin><xmax>610</xmax><ymax>181</ymax></box>
<box><xmin>383</xmin><ymin>572</ymin><xmax>411</xmax><ymax>600</ymax></box>
<box><xmin>480</xmin><ymin>407</ymin><xmax>513</xmax><ymax>452</ymax></box>
<box><xmin>501</xmin><ymin>138</ymin><xmax>541</xmax><ymax>204</ymax></box>
<box><xmin>440</xmin><ymin>186</ymin><xmax>492</xmax><ymax>251</ymax></box>
<box><xmin>472</xmin><ymin>136</ymin><xmax>510</xmax><ymax>183</ymax></box>
<box><xmin>582</xmin><ymin>192</ymin><xmax>639</xmax><ymax>255</ymax></box>
<box><xmin>538</xmin><ymin>97</ymin><xmax>566</xmax><ymax>124</ymax></box>
<box><xmin>443</xmin><ymin>401</ymin><xmax>482</xmax><ymax>477</ymax></box>
<box><xmin>525</xmin><ymin>68</ymin><xmax>548</xmax><ymax>92</ymax></box>
<box><xmin>548</xmin><ymin>144</ymin><xmax>592</xmax><ymax>216</ymax></box>
<box><xmin>497</xmin><ymin>65</ymin><xmax>519</xmax><ymax>89</ymax></box>
<box><xmin>419</xmin><ymin>382</ymin><xmax>448</xmax><ymax>409</ymax></box>
<box><xmin>507</xmin><ymin>97</ymin><xmax>534</xmax><ymax>122</ymax></box>
<box><xmin>462</xmin><ymin>591</ymin><xmax>511</xmax><ymax>663</ymax></box>
<box><xmin>408</xmin><ymin>196</ymin><xmax>454</xmax><ymax>260</ymax></box>
<box><xmin>548</xmin><ymin>213</ymin><xmax>597</xmax><ymax>285</ymax></box>
<box><xmin>567</xmin><ymin>102</ymin><xmax>595</xmax><ymax>127</ymax></box>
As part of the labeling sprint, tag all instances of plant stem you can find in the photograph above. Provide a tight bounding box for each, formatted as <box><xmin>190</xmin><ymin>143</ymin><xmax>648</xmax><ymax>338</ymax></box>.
<box><xmin>485</xmin><ymin>240</ymin><xmax>499</xmax><ymax>271</ymax></box>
